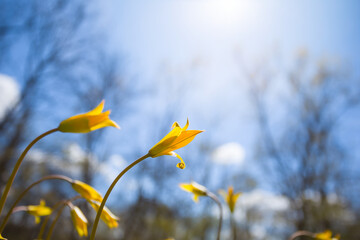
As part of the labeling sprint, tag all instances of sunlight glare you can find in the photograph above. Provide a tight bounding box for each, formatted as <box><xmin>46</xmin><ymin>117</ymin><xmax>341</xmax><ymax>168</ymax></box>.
<box><xmin>202</xmin><ymin>0</ymin><xmax>251</xmax><ymax>27</ymax></box>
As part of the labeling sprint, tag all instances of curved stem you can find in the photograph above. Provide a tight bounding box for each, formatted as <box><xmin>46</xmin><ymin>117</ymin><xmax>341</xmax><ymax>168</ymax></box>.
<box><xmin>45</xmin><ymin>204</ymin><xmax>66</xmax><ymax>240</ymax></box>
<box><xmin>89</xmin><ymin>154</ymin><xmax>150</xmax><ymax>240</ymax></box>
<box><xmin>37</xmin><ymin>210</ymin><xmax>52</xmax><ymax>240</ymax></box>
<box><xmin>0</xmin><ymin>128</ymin><xmax>58</xmax><ymax>220</ymax></box>
<box><xmin>38</xmin><ymin>195</ymin><xmax>81</xmax><ymax>240</ymax></box>
<box><xmin>0</xmin><ymin>174</ymin><xmax>72</xmax><ymax>233</ymax></box>
<box><xmin>36</xmin><ymin>214</ymin><xmax>51</xmax><ymax>240</ymax></box>
<box><xmin>289</xmin><ymin>230</ymin><xmax>315</xmax><ymax>240</ymax></box>
<box><xmin>207</xmin><ymin>192</ymin><xmax>223</xmax><ymax>240</ymax></box>
<box><xmin>230</xmin><ymin>213</ymin><xmax>237</xmax><ymax>240</ymax></box>
<box><xmin>11</xmin><ymin>206</ymin><xmax>27</xmax><ymax>213</ymax></box>
<box><xmin>37</xmin><ymin>207</ymin><xmax>59</xmax><ymax>240</ymax></box>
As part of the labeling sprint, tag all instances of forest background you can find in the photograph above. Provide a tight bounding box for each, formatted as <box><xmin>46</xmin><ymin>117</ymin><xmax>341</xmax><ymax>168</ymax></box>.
<box><xmin>0</xmin><ymin>0</ymin><xmax>359</xmax><ymax>239</ymax></box>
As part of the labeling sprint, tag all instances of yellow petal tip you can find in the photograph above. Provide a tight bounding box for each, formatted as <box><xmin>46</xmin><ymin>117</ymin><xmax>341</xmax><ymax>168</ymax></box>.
<box><xmin>0</xmin><ymin>234</ymin><xmax>7</xmax><ymax>240</ymax></box>
<box><xmin>176</xmin><ymin>162</ymin><xmax>185</xmax><ymax>169</ymax></box>
<box><xmin>58</xmin><ymin>100</ymin><xmax>119</xmax><ymax>133</ymax></box>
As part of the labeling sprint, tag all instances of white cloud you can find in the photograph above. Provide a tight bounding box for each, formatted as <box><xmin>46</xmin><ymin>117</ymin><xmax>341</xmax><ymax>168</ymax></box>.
<box><xmin>99</xmin><ymin>154</ymin><xmax>127</xmax><ymax>184</ymax></box>
<box><xmin>27</xmin><ymin>146</ymin><xmax>127</xmax><ymax>183</ymax></box>
<box><xmin>29</xmin><ymin>143</ymin><xmax>97</xmax><ymax>177</ymax></box>
<box><xmin>64</xmin><ymin>143</ymin><xmax>87</xmax><ymax>164</ymax></box>
<box><xmin>209</xmin><ymin>189</ymin><xmax>290</xmax><ymax>240</ymax></box>
<box><xmin>327</xmin><ymin>192</ymin><xmax>340</xmax><ymax>205</ymax></box>
<box><xmin>211</xmin><ymin>189</ymin><xmax>290</xmax><ymax>220</ymax></box>
<box><xmin>59</xmin><ymin>143</ymin><xmax>97</xmax><ymax>177</ymax></box>
<box><xmin>211</xmin><ymin>142</ymin><xmax>245</xmax><ymax>165</ymax></box>
<box><xmin>27</xmin><ymin>149</ymin><xmax>61</xmax><ymax>164</ymax></box>
<box><xmin>235</xmin><ymin>189</ymin><xmax>290</xmax><ymax>240</ymax></box>
<box><xmin>0</xmin><ymin>74</ymin><xmax>19</xmax><ymax>120</ymax></box>
<box><xmin>251</xmin><ymin>225</ymin><xmax>267</xmax><ymax>239</ymax></box>
<box><xmin>237</xmin><ymin>189</ymin><xmax>290</xmax><ymax>213</ymax></box>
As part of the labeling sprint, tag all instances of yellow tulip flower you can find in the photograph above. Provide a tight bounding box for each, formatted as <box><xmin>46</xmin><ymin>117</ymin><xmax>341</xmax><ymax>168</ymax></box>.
<box><xmin>70</xmin><ymin>206</ymin><xmax>88</xmax><ymax>237</ymax></box>
<box><xmin>58</xmin><ymin>100</ymin><xmax>120</xmax><ymax>133</ymax></box>
<box><xmin>148</xmin><ymin>119</ymin><xmax>203</xmax><ymax>169</ymax></box>
<box><xmin>26</xmin><ymin>200</ymin><xmax>52</xmax><ymax>224</ymax></box>
<box><xmin>315</xmin><ymin>230</ymin><xmax>340</xmax><ymax>240</ymax></box>
<box><xmin>71</xmin><ymin>180</ymin><xmax>103</xmax><ymax>202</ymax></box>
<box><xmin>88</xmin><ymin>201</ymin><xmax>119</xmax><ymax>228</ymax></box>
<box><xmin>219</xmin><ymin>186</ymin><xmax>241</xmax><ymax>213</ymax></box>
<box><xmin>179</xmin><ymin>181</ymin><xmax>208</xmax><ymax>202</ymax></box>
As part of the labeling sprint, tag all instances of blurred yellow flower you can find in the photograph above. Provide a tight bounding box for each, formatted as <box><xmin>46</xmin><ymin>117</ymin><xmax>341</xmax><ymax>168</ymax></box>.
<box><xmin>70</xmin><ymin>206</ymin><xmax>88</xmax><ymax>237</ymax></box>
<box><xmin>71</xmin><ymin>180</ymin><xmax>103</xmax><ymax>202</ymax></box>
<box><xmin>148</xmin><ymin>119</ymin><xmax>203</xmax><ymax>169</ymax></box>
<box><xmin>88</xmin><ymin>201</ymin><xmax>119</xmax><ymax>229</ymax></box>
<box><xmin>26</xmin><ymin>200</ymin><xmax>52</xmax><ymax>224</ymax></box>
<box><xmin>315</xmin><ymin>230</ymin><xmax>340</xmax><ymax>240</ymax></box>
<box><xmin>179</xmin><ymin>181</ymin><xmax>208</xmax><ymax>202</ymax></box>
<box><xmin>219</xmin><ymin>186</ymin><xmax>241</xmax><ymax>213</ymax></box>
<box><xmin>0</xmin><ymin>233</ymin><xmax>7</xmax><ymax>239</ymax></box>
<box><xmin>58</xmin><ymin>100</ymin><xmax>120</xmax><ymax>133</ymax></box>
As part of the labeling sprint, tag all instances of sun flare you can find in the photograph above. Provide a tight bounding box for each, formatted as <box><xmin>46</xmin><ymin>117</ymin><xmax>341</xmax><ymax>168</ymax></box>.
<box><xmin>202</xmin><ymin>0</ymin><xmax>250</xmax><ymax>26</ymax></box>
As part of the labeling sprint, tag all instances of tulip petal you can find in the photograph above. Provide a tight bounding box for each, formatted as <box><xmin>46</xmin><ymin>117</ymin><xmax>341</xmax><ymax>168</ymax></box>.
<box><xmin>219</xmin><ymin>187</ymin><xmax>241</xmax><ymax>213</ymax></box>
<box><xmin>172</xmin><ymin>122</ymin><xmax>180</xmax><ymax>129</ymax></box>
<box><xmin>89</xmin><ymin>201</ymin><xmax>119</xmax><ymax>229</ymax></box>
<box><xmin>179</xmin><ymin>181</ymin><xmax>208</xmax><ymax>202</ymax></box>
<box><xmin>167</xmin><ymin>130</ymin><xmax>203</xmax><ymax>152</ymax></box>
<box><xmin>148</xmin><ymin>119</ymin><xmax>203</xmax><ymax>166</ymax></box>
<box><xmin>90</xmin><ymin>118</ymin><xmax>120</xmax><ymax>131</ymax></box>
<box><xmin>58</xmin><ymin>117</ymin><xmax>89</xmax><ymax>133</ymax></box>
<box><xmin>72</xmin><ymin>180</ymin><xmax>103</xmax><ymax>202</ymax></box>
<box><xmin>88</xmin><ymin>111</ymin><xmax>110</xmax><ymax>126</ymax></box>
<box><xmin>182</xmin><ymin>118</ymin><xmax>189</xmax><ymax>131</ymax></box>
<box><xmin>315</xmin><ymin>230</ymin><xmax>338</xmax><ymax>240</ymax></box>
<box><xmin>193</xmin><ymin>194</ymin><xmax>199</xmax><ymax>203</ymax></box>
<box><xmin>179</xmin><ymin>183</ymin><xmax>193</xmax><ymax>192</ymax></box>
<box><xmin>58</xmin><ymin>100</ymin><xmax>119</xmax><ymax>133</ymax></box>
<box><xmin>35</xmin><ymin>216</ymin><xmax>40</xmax><ymax>224</ymax></box>
<box><xmin>149</xmin><ymin>126</ymin><xmax>182</xmax><ymax>157</ymax></box>
<box><xmin>87</xmin><ymin>100</ymin><xmax>105</xmax><ymax>115</ymax></box>
<box><xmin>70</xmin><ymin>207</ymin><xmax>88</xmax><ymax>237</ymax></box>
<box><xmin>233</xmin><ymin>192</ymin><xmax>242</xmax><ymax>203</ymax></box>
<box><xmin>168</xmin><ymin>151</ymin><xmax>185</xmax><ymax>169</ymax></box>
<box><xmin>27</xmin><ymin>199</ymin><xmax>52</xmax><ymax>218</ymax></box>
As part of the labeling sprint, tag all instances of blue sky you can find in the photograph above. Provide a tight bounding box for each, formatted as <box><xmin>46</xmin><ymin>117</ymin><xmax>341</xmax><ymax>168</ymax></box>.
<box><xmin>98</xmin><ymin>0</ymin><xmax>360</xmax><ymax>69</ymax></box>
<box><xmin>49</xmin><ymin>0</ymin><xmax>360</xmax><ymax>202</ymax></box>
<box><xmin>96</xmin><ymin>0</ymin><xmax>360</xmax><ymax>158</ymax></box>
<box><xmin>0</xmin><ymin>1</ymin><xmax>359</xmax><ymax>235</ymax></box>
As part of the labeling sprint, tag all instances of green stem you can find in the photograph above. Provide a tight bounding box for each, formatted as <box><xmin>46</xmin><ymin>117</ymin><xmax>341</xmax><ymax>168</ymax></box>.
<box><xmin>288</xmin><ymin>230</ymin><xmax>315</xmax><ymax>240</ymax></box>
<box><xmin>37</xmin><ymin>210</ymin><xmax>52</xmax><ymax>240</ymax></box>
<box><xmin>230</xmin><ymin>213</ymin><xmax>237</xmax><ymax>240</ymax></box>
<box><xmin>11</xmin><ymin>206</ymin><xmax>27</xmax><ymax>213</ymax></box>
<box><xmin>0</xmin><ymin>128</ymin><xmax>58</xmax><ymax>221</ymax></box>
<box><xmin>38</xmin><ymin>195</ymin><xmax>81</xmax><ymax>240</ymax></box>
<box><xmin>0</xmin><ymin>174</ymin><xmax>72</xmax><ymax>234</ymax></box>
<box><xmin>89</xmin><ymin>154</ymin><xmax>150</xmax><ymax>240</ymax></box>
<box><xmin>45</xmin><ymin>204</ymin><xmax>66</xmax><ymax>240</ymax></box>
<box><xmin>38</xmin><ymin>208</ymin><xmax>56</xmax><ymax>240</ymax></box>
<box><xmin>207</xmin><ymin>192</ymin><xmax>223</xmax><ymax>240</ymax></box>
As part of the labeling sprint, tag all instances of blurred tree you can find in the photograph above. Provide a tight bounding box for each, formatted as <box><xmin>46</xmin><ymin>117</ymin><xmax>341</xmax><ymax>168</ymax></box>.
<box><xmin>0</xmin><ymin>0</ymin><xmax>128</xmax><ymax>238</ymax></box>
<box><xmin>0</xmin><ymin>0</ymin><xmax>90</xmax><ymax>185</ymax></box>
<box><xmin>0</xmin><ymin>1</ymin><xmax>25</xmax><ymax>65</ymax></box>
<box><xmin>249</xmin><ymin>51</ymin><xmax>360</xmax><ymax>234</ymax></box>
<box><xmin>68</xmin><ymin>51</ymin><xmax>127</xmax><ymax>184</ymax></box>
<box><xmin>115</xmin><ymin>59</ymin><xmax>207</xmax><ymax>239</ymax></box>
